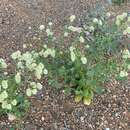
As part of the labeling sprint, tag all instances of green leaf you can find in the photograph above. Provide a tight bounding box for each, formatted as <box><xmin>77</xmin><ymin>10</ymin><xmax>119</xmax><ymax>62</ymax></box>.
<box><xmin>95</xmin><ymin>86</ymin><xmax>105</xmax><ymax>94</ymax></box>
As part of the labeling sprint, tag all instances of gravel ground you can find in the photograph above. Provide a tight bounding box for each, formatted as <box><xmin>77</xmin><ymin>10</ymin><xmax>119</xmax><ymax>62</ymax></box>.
<box><xmin>0</xmin><ymin>0</ymin><xmax>130</xmax><ymax>130</ymax></box>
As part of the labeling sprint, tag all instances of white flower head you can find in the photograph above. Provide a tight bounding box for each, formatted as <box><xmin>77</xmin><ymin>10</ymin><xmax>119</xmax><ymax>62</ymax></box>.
<box><xmin>69</xmin><ymin>46</ymin><xmax>75</xmax><ymax>52</ymax></box>
<box><xmin>4</xmin><ymin>72</ymin><xmax>8</xmax><ymax>75</ymax></box>
<box><xmin>64</xmin><ymin>32</ymin><xmax>69</xmax><ymax>37</ymax></box>
<box><xmin>43</xmin><ymin>69</ymin><xmax>48</xmax><ymax>75</ymax></box>
<box><xmin>0</xmin><ymin>58</ymin><xmax>7</xmax><ymax>69</ymax></box>
<box><xmin>39</xmin><ymin>25</ymin><xmax>45</xmax><ymax>30</ymax></box>
<box><xmin>35</xmin><ymin>63</ymin><xmax>44</xmax><ymax>79</ymax></box>
<box><xmin>81</xmin><ymin>56</ymin><xmax>87</xmax><ymax>64</ymax></box>
<box><xmin>68</xmin><ymin>26</ymin><xmax>82</xmax><ymax>33</ymax></box>
<box><xmin>23</xmin><ymin>44</ymin><xmax>27</xmax><ymax>49</ymax></box>
<box><xmin>69</xmin><ymin>15</ymin><xmax>76</xmax><ymax>22</ymax></box>
<box><xmin>128</xmin><ymin>65</ymin><xmax>130</xmax><ymax>70</ymax></box>
<box><xmin>26</xmin><ymin>88</ymin><xmax>32</xmax><ymax>97</ymax></box>
<box><xmin>119</xmin><ymin>70</ymin><xmax>128</xmax><ymax>77</ymax></box>
<box><xmin>126</xmin><ymin>27</ymin><xmax>130</xmax><ymax>34</ymax></box>
<box><xmin>37</xmin><ymin>83</ymin><xmax>42</xmax><ymax>90</ymax></box>
<box><xmin>48</xmin><ymin>22</ymin><xmax>53</xmax><ymax>26</ymax></box>
<box><xmin>93</xmin><ymin>18</ymin><xmax>98</xmax><ymax>23</ymax></box>
<box><xmin>11</xmin><ymin>50</ymin><xmax>21</xmax><ymax>60</ymax></box>
<box><xmin>43</xmin><ymin>45</ymin><xmax>47</xmax><ymax>48</ymax></box>
<box><xmin>32</xmin><ymin>89</ymin><xmax>37</xmax><ymax>95</ymax></box>
<box><xmin>2</xmin><ymin>101</ymin><xmax>12</xmax><ymax>110</ymax></box>
<box><xmin>89</xmin><ymin>26</ymin><xmax>95</xmax><ymax>32</ymax></box>
<box><xmin>85</xmin><ymin>45</ymin><xmax>90</xmax><ymax>49</ymax></box>
<box><xmin>106</xmin><ymin>12</ymin><xmax>111</xmax><ymax>17</ymax></box>
<box><xmin>0</xmin><ymin>91</ymin><xmax>8</xmax><ymax>103</ymax></box>
<box><xmin>123</xmin><ymin>30</ymin><xmax>127</xmax><ymax>35</ymax></box>
<box><xmin>128</xmin><ymin>17</ymin><xmax>130</xmax><ymax>22</ymax></box>
<box><xmin>116</xmin><ymin>19</ymin><xmax>120</xmax><ymax>26</ymax></box>
<box><xmin>122</xmin><ymin>49</ymin><xmax>130</xmax><ymax>59</ymax></box>
<box><xmin>70</xmin><ymin>51</ymin><xmax>76</xmax><ymax>62</ymax></box>
<box><xmin>79</xmin><ymin>36</ymin><xmax>85</xmax><ymax>43</ymax></box>
<box><xmin>122</xmin><ymin>12</ymin><xmax>127</xmax><ymax>19</ymax></box>
<box><xmin>11</xmin><ymin>99</ymin><xmax>17</xmax><ymax>106</ymax></box>
<box><xmin>50</xmin><ymin>49</ymin><xmax>56</xmax><ymax>57</ymax></box>
<box><xmin>46</xmin><ymin>28</ymin><xmax>53</xmax><ymax>36</ymax></box>
<box><xmin>1</xmin><ymin>80</ymin><xmax>8</xmax><ymax>89</ymax></box>
<box><xmin>15</xmin><ymin>72</ymin><xmax>21</xmax><ymax>84</ymax></box>
<box><xmin>98</xmin><ymin>20</ymin><xmax>103</xmax><ymax>26</ymax></box>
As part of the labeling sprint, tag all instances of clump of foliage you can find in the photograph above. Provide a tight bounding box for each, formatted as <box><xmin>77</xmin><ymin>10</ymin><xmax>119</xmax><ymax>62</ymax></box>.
<box><xmin>43</xmin><ymin>13</ymin><xmax>129</xmax><ymax>105</ymax></box>
<box><xmin>0</xmin><ymin>12</ymin><xmax>129</xmax><ymax>119</ymax></box>
<box><xmin>112</xmin><ymin>0</ymin><xmax>127</xmax><ymax>5</ymax></box>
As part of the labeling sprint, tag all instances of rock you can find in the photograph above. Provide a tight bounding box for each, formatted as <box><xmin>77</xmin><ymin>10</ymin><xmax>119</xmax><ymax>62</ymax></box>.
<box><xmin>24</xmin><ymin>123</ymin><xmax>37</xmax><ymax>130</ymax></box>
<box><xmin>8</xmin><ymin>114</ymin><xmax>17</xmax><ymax>121</ymax></box>
<box><xmin>105</xmin><ymin>128</ymin><xmax>110</xmax><ymax>130</ymax></box>
<box><xmin>62</xmin><ymin>102</ymin><xmax>74</xmax><ymax>114</ymax></box>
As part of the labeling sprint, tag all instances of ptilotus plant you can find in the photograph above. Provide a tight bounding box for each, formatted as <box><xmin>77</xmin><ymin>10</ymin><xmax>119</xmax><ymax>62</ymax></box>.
<box><xmin>112</xmin><ymin>0</ymin><xmax>127</xmax><ymax>5</ymax></box>
<box><xmin>0</xmin><ymin>12</ymin><xmax>129</xmax><ymax>120</ymax></box>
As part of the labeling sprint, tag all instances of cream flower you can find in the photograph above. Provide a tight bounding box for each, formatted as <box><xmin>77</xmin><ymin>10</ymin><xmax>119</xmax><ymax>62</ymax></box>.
<box><xmin>98</xmin><ymin>20</ymin><xmax>103</xmax><ymax>26</ymax></box>
<box><xmin>122</xmin><ymin>12</ymin><xmax>127</xmax><ymax>19</ymax></box>
<box><xmin>43</xmin><ymin>69</ymin><xmax>48</xmax><ymax>75</ymax></box>
<box><xmin>39</xmin><ymin>25</ymin><xmax>45</xmax><ymax>30</ymax></box>
<box><xmin>81</xmin><ymin>56</ymin><xmax>87</xmax><ymax>64</ymax></box>
<box><xmin>32</xmin><ymin>89</ymin><xmax>37</xmax><ymax>95</ymax></box>
<box><xmin>70</xmin><ymin>51</ymin><xmax>76</xmax><ymax>62</ymax></box>
<box><xmin>69</xmin><ymin>15</ymin><xmax>76</xmax><ymax>22</ymax></box>
<box><xmin>79</xmin><ymin>36</ymin><xmax>85</xmax><ymax>43</ymax></box>
<box><xmin>46</xmin><ymin>28</ymin><xmax>53</xmax><ymax>36</ymax></box>
<box><xmin>11</xmin><ymin>99</ymin><xmax>17</xmax><ymax>106</ymax></box>
<box><xmin>37</xmin><ymin>83</ymin><xmax>42</xmax><ymax>90</ymax></box>
<box><xmin>68</xmin><ymin>26</ymin><xmax>82</xmax><ymax>33</ymax></box>
<box><xmin>93</xmin><ymin>18</ymin><xmax>98</xmax><ymax>23</ymax></box>
<box><xmin>11</xmin><ymin>50</ymin><xmax>21</xmax><ymax>60</ymax></box>
<box><xmin>119</xmin><ymin>70</ymin><xmax>128</xmax><ymax>77</ymax></box>
<box><xmin>26</xmin><ymin>88</ymin><xmax>32</xmax><ymax>97</ymax></box>
<box><xmin>69</xmin><ymin>46</ymin><xmax>75</xmax><ymax>52</ymax></box>
<box><xmin>15</xmin><ymin>72</ymin><xmax>21</xmax><ymax>84</ymax></box>
<box><xmin>64</xmin><ymin>32</ymin><xmax>69</xmax><ymax>37</ymax></box>
<box><xmin>48</xmin><ymin>22</ymin><xmax>53</xmax><ymax>26</ymax></box>
<box><xmin>89</xmin><ymin>26</ymin><xmax>95</xmax><ymax>32</ymax></box>
<box><xmin>128</xmin><ymin>17</ymin><xmax>130</xmax><ymax>22</ymax></box>
<box><xmin>1</xmin><ymin>80</ymin><xmax>8</xmax><ymax>89</ymax></box>
<box><xmin>0</xmin><ymin>58</ymin><xmax>7</xmax><ymax>69</ymax></box>
<box><xmin>106</xmin><ymin>12</ymin><xmax>111</xmax><ymax>17</ymax></box>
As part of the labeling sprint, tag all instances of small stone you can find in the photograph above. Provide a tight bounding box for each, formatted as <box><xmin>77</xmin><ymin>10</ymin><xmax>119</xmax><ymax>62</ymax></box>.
<box><xmin>41</xmin><ymin>116</ymin><xmax>45</xmax><ymax>121</ymax></box>
<box><xmin>8</xmin><ymin>114</ymin><xmax>16</xmax><ymax>121</ymax></box>
<box><xmin>28</xmin><ymin>26</ymin><xmax>31</xmax><ymax>29</ymax></box>
<box><xmin>115</xmin><ymin>113</ymin><xmax>118</xmax><ymax>117</ymax></box>
<box><xmin>80</xmin><ymin>116</ymin><xmax>84</xmax><ymax>122</ymax></box>
<box><xmin>23</xmin><ymin>44</ymin><xmax>27</xmax><ymax>48</ymax></box>
<box><xmin>0</xmin><ymin>18</ymin><xmax>2</xmax><ymax>24</ymax></box>
<box><xmin>105</xmin><ymin>128</ymin><xmax>110</xmax><ymax>130</ymax></box>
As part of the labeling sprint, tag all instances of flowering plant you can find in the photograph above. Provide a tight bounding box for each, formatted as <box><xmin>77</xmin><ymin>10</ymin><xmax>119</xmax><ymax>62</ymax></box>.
<box><xmin>112</xmin><ymin>0</ymin><xmax>126</xmax><ymax>5</ymax></box>
<box><xmin>0</xmin><ymin>12</ymin><xmax>129</xmax><ymax>119</ymax></box>
<box><xmin>37</xmin><ymin>12</ymin><xmax>129</xmax><ymax>105</ymax></box>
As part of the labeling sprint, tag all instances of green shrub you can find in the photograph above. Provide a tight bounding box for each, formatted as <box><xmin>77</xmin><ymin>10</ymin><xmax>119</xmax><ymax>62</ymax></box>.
<box><xmin>112</xmin><ymin>0</ymin><xmax>126</xmax><ymax>5</ymax></box>
<box><xmin>42</xmin><ymin>13</ymin><xmax>130</xmax><ymax>105</ymax></box>
<box><xmin>0</xmin><ymin>12</ymin><xmax>129</xmax><ymax>119</ymax></box>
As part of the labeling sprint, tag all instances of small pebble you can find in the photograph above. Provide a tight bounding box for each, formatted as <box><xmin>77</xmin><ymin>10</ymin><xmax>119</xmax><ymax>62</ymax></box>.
<box><xmin>28</xmin><ymin>26</ymin><xmax>31</xmax><ymax>29</ymax></box>
<box><xmin>80</xmin><ymin>116</ymin><xmax>84</xmax><ymax>122</ymax></box>
<box><xmin>41</xmin><ymin>117</ymin><xmax>45</xmax><ymax>121</ymax></box>
<box><xmin>105</xmin><ymin>128</ymin><xmax>110</xmax><ymax>130</ymax></box>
